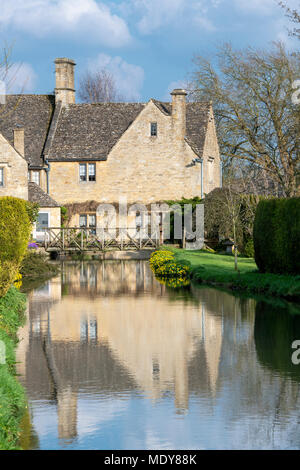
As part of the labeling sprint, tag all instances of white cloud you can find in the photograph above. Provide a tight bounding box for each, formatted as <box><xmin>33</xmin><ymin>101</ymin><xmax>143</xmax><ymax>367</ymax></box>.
<box><xmin>121</xmin><ymin>0</ymin><xmax>218</xmax><ymax>35</ymax></box>
<box><xmin>87</xmin><ymin>53</ymin><xmax>145</xmax><ymax>101</ymax></box>
<box><xmin>4</xmin><ymin>63</ymin><xmax>37</xmax><ymax>93</ymax></box>
<box><xmin>0</xmin><ymin>0</ymin><xmax>131</xmax><ymax>47</ymax></box>
<box><xmin>163</xmin><ymin>79</ymin><xmax>188</xmax><ymax>101</ymax></box>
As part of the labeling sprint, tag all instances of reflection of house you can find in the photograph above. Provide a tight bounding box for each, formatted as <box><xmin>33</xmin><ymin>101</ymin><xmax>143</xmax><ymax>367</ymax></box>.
<box><xmin>17</xmin><ymin>261</ymin><xmax>227</xmax><ymax>443</ymax></box>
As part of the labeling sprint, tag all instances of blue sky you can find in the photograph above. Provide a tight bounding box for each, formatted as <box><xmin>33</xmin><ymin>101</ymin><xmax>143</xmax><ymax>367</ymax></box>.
<box><xmin>0</xmin><ymin>0</ymin><xmax>298</xmax><ymax>102</ymax></box>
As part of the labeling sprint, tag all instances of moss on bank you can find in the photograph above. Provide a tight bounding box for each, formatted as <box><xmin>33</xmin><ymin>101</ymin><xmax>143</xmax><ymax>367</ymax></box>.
<box><xmin>156</xmin><ymin>248</ymin><xmax>300</xmax><ymax>300</ymax></box>
<box><xmin>0</xmin><ymin>287</ymin><xmax>27</xmax><ymax>450</ymax></box>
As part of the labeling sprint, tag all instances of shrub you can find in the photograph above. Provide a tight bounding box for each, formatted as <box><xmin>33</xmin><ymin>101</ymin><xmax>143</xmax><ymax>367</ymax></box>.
<box><xmin>243</xmin><ymin>239</ymin><xmax>254</xmax><ymax>258</ymax></box>
<box><xmin>20</xmin><ymin>251</ymin><xmax>59</xmax><ymax>280</ymax></box>
<box><xmin>149</xmin><ymin>249</ymin><xmax>175</xmax><ymax>271</ymax></box>
<box><xmin>150</xmin><ymin>249</ymin><xmax>190</xmax><ymax>281</ymax></box>
<box><xmin>253</xmin><ymin>198</ymin><xmax>300</xmax><ymax>274</ymax></box>
<box><xmin>0</xmin><ymin>197</ymin><xmax>32</xmax><ymax>297</ymax></box>
<box><xmin>24</xmin><ymin>201</ymin><xmax>39</xmax><ymax>225</ymax></box>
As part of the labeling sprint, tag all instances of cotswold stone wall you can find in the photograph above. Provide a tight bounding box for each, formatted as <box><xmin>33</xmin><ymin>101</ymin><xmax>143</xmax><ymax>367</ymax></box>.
<box><xmin>48</xmin><ymin>101</ymin><xmax>220</xmax><ymax>205</ymax></box>
<box><xmin>0</xmin><ymin>133</ymin><xmax>28</xmax><ymax>200</ymax></box>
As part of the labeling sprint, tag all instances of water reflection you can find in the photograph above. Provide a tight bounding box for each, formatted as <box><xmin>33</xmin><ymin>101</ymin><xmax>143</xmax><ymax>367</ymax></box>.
<box><xmin>16</xmin><ymin>261</ymin><xmax>300</xmax><ymax>450</ymax></box>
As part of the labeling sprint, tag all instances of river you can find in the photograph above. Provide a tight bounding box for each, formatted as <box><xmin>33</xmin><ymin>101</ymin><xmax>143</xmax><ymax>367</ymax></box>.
<box><xmin>16</xmin><ymin>260</ymin><xmax>300</xmax><ymax>450</ymax></box>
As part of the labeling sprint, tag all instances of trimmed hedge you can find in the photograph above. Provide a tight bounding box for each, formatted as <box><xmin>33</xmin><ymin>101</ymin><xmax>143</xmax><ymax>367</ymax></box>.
<box><xmin>0</xmin><ymin>197</ymin><xmax>33</xmax><ymax>297</ymax></box>
<box><xmin>253</xmin><ymin>198</ymin><xmax>300</xmax><ymax>274</ymax></box>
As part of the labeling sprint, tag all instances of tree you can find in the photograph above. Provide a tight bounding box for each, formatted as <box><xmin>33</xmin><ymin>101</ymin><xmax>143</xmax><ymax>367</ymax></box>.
<box><xmin>278</xmin><ymin>1</ymin><xmax>300</xmax><ymax>39</ymax></box>
<box><xmin>190</xmin><ymin>42</ymin><xmax>300</xmax><ymax>197</ymax></box>
<box><xmin>78</xmin><ymin>69</ymin><xmax>122</xmax><ymax>103</ymax></box>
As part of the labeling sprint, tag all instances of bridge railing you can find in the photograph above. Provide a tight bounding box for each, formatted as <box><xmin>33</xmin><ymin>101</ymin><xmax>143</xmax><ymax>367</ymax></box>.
<box><xmin>42</xmin><ymin>227</ymin><xmax>161</xmax><ymax>251</ymax></box>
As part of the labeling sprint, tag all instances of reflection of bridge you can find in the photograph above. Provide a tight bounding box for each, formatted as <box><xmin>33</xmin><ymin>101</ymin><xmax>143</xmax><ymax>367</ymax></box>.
<box><xmin>43</xmin><ymin>227</ymin><xmax>161</xmax><ymax>252</ymax></box>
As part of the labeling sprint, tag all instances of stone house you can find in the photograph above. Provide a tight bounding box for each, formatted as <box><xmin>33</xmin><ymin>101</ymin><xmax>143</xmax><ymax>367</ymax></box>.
<box><xmin>0</xmin><ymin>57</ymin><xmax>221</xmax><ymax>234</ymax></box>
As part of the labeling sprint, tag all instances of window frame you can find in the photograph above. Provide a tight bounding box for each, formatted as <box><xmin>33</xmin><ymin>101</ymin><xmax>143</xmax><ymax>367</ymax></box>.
<box><xmin>150</xmin><ymin>122</ymin><xmax>157</xmax><ymax>137</ymax></box>
<box><xmin>79</xmin><ymin>214</ymin><xmax>88</xmax><ymax>227</ymax></box>
<box><xmin>79</xmin><ymin>163</ymin><xmax>87</xmax><ymax>182</ymax></box>
<box><xmin>88</xmin><ymin>163</ymin><xmax>96</xmax><ymax>182</ymax></box>
<box><xmin>79</xmin><ymin>213</ymin><xmax>97</xmax><ymax>234</ymax></box>
<box><xmin>0</xmin><ymin>167</ymin><xmax>4</xmax><ymax>187</ymax></box>
<box><xmin>31</xmin><ymin>170</ymin><xmax>40</xmax><ymax>186</ymax></box>
<box><xmin>79</xmin><ymin>163</ymin><xmax>96</xmax><ymax>182</ymax></box>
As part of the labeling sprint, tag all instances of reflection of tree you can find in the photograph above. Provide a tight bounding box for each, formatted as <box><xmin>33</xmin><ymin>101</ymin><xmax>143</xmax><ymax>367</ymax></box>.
<box><xmin>254</xmin><ymin>300</ymin><xmax>300</xmax><ymax>382</ymax></box>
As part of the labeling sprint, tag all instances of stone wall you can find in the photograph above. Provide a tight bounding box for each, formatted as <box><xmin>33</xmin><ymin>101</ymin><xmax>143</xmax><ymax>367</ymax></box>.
<box><xmin>48</xmin><ymin>101</ymin><xmax>220</xmax><ymax>206</ymax></box>
<box><xmin>0</xmin><ymin>133</ymin><xmax>28</xmax><ymax>200</ymax></box>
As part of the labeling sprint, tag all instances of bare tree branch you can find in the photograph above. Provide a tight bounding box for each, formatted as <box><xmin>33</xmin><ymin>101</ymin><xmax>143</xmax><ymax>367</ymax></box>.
<box><xmin>78</xmin><ymin>69</ymin><xmax>123</xmax><ymax>103</ymax></box>
<box><xmin>190</xmin><ymin>42</ymin><xmax>300</xmax><ymax>197</ymax></box>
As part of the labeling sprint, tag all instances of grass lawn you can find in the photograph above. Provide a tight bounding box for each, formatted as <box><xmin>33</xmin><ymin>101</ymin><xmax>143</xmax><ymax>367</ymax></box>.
<box><xmin>168</xmin><ymin>248</ymin><xmax>300</xmax><ymax>299</ymax></box>
<box><xmin>0</xmin><ymin>287</ymin><xmax>27</xmax><ymax>450</ymax></box>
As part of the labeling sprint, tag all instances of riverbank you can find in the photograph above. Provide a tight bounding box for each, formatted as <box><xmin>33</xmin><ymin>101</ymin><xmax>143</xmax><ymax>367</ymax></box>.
<box><xmin>0</xmin><ymin>287</ymin><xmax>27</xmax><ymax>450</ymax></box>
<box><xmin>159</xmin><ymin>248</ymin><xmax>300</xmax><ymax>300</ymax></box>
<box><xmin>20</xmin><ymin>251</ymin><xmax>60</xmax><ymax>291</ymax></box>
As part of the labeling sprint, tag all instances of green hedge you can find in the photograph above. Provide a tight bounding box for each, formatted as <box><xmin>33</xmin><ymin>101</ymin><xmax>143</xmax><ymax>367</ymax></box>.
<box><xmin>253</xmin><ymin>198</ymin><xmax>300</xmax><ymax>274</ymax></box>
<box><xmin>0</xmin><ymin>197</ymin><xmax>33</xmax><ymax>297</ymax></box>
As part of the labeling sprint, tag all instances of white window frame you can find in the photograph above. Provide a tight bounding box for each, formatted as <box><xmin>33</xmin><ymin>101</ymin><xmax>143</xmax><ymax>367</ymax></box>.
<box><xmin>88</xmin><ymin>163</ymin><xmax>96</xmax><ymax>182</ymax></box>
<box><xmin>31</xmin><ymin>170</ymin><xmax>40</xmax><ymax>185</ymax></box>
<box><xmin>0</xmin><ymin>167</ymin><xmax>4</xmax><ymax>187</ymax></box>
<box><xmin>79</xmin><ymin>163</ymin><xmax>87</xmax><ymax>182</ymax></box>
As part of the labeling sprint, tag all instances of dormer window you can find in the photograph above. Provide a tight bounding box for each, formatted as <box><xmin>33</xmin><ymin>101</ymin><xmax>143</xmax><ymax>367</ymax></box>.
<box><xmin>150</xmin><ymin>122</ymin><xmax>157</xmax><ymax>137</ymax></box>
<box><xmin>0</xmin><ymin>168</ymin><xmax>4</xmax><ymax>187</ymax></box>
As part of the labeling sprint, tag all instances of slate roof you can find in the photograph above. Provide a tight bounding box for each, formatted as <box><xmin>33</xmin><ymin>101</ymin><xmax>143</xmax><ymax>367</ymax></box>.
<box><xmin>0</xmin><ymin>95</ymin><xmax>55</xmax><ymax>168</ymax></box>
<box><xmin>45</xmin><ymin>102</ymin><xmax>145</xmax><ymax>161</ymax></box>
<box><xmin>28</xmin><ymin>182</ymin><xmax>60</xmax><ymax>207</ymax></box>
<box><xmin>45</xmin><ymin>100</ymin><xmax>211</xmax><ymax>161</ymax></box>
<box><xmin>0</xmin><ymin>95</ymin><xmax>212</xmax><ymax>164</ymax></box>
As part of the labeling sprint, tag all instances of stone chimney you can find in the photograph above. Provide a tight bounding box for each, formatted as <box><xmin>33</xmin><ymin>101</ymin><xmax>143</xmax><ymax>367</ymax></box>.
<box><xmin>171</xmin><ymin>88</ymin><xmax>187</xmax><ymax>142</ymax></box>
<box><xmin>55</xmin><ymin>58</ymin><xmax>76</xmax><ymax>106</ymax></box>
<box><xmin>13</xmin><ymin>127</ymin><xmax>25</xmax><ymax>157</ymax></box>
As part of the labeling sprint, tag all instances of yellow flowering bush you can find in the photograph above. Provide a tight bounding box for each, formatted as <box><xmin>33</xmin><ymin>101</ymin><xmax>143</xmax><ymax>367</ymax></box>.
<box><xmin>150</xmin><ymin>250</ymin><xmax>190</xmax><ymax>286</ymax></box>
<box><xmin>149</xmin><ymin>249</ymin><xmax>175</xmax><ymax>271</ymax></box>
<box><xmin>13</xmin><ymin>273</ymin><xmax>23</xmax><ymax>290</ymax></box>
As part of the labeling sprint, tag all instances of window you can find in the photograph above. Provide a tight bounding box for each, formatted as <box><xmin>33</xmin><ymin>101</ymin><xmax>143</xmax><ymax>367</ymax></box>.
<box><xmin>79</xmin><ymin>164</ymin><xmax>87</xmax><ymax>182</ymax></box>
<box><xmin>36</xmin><ymin>213</ymin><xmax>49</xmax><ymax>232</ymax></box>
<box><xmin>150</xmin><ymin>122</ymin><xmax>157</xmax><ymax>137</ymax></box>
<box><xmin>79</xmin><ymin>163</ymin><xmax>96</xmax><ymax>182</ymax></box>
<box><xmin>89</xmin><ymin>214</ymin><xmax>96</xmax><ymax>233</ymax></box>
<box><xmin>88</xmin><ymin>163</ymin><xmax>96</xmax><ymax>182</ymax></box>
<box><xmin>80</xmin><ymin>213</ymin><xmax>96</xmax><ymax>234</ymax></box>
<box><xmin>0</xmin><ymin>168</ymin><xmax>3</xmax><ymax>187</ymax></box>
<box><xmin>79</xmin><ymin>214</ymin><xmax>87</xmax><ymax>227</ymax></box>
<box><xmin>31</xmin><ymin>171</ymin><xmax>40</xmax><ymax>185</ymax></box>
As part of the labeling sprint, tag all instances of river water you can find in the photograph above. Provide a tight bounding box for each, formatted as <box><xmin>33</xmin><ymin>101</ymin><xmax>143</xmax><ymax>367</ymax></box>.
<box><xmin>17</xmin><ymin>261</ymin><xmax>300</xmax><ymax>450</ymax></box>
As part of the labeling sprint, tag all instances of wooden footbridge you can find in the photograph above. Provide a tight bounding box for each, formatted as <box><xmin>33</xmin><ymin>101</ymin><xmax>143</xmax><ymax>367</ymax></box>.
<box><xmin>42</xmin><ymin>227</ymin><xmax>161</xmax><ymax>253</ymax></box>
